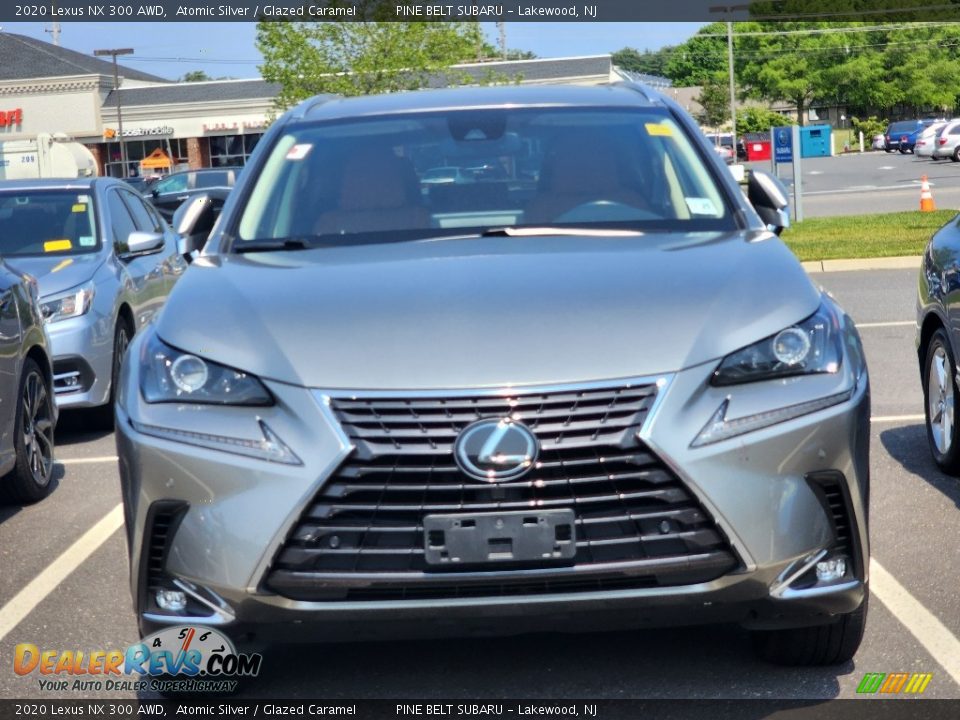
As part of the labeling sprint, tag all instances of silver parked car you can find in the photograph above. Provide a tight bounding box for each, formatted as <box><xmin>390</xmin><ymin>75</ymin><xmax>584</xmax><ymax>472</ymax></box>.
<box><xmin>915</xmin><ymin>122</ymin><xmax>947</xmax><ymax>159</ymax></box>
<box><xmin>0</xmin><ymin>179</ymin><xmax>184</xmax><ymax>419</ymax></box>
<box><xmin>116</xmin><ymin>85</ymin><xmax>870</xmax><ymax>668</ymax></box>
<box><xmin>933</xmin><ymin>119</ymin><xmax>960</xmax><ymax>160</ymax></box>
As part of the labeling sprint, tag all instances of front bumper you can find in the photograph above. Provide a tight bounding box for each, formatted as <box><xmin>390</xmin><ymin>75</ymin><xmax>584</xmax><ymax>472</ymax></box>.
<box><xmin>116</xmin><ymin>320</ymin><xmax>870</xmax><ymax>645</ymax></box>
<box><xmin>47</xmin><ymin>312</ymin><xmax>113</xmax><ymax>408</ymax></box>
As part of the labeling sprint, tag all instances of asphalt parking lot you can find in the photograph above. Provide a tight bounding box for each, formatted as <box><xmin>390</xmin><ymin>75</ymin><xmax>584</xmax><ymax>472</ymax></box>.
<box><xmin>746</xmin><ymin>150</ymin><xmax>960</xmax><ymax>217</ymax></box>
<box><xmin>1</xmin><ymin>264</ymin><xmax>958</xmax><ymax>701</ymax></box>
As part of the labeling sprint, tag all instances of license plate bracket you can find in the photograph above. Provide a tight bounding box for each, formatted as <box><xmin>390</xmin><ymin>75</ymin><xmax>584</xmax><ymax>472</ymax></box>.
<box><xmin>423</xmin><ymin>509</ymin><xmax>576</xmax><ymax>566</ymax></box>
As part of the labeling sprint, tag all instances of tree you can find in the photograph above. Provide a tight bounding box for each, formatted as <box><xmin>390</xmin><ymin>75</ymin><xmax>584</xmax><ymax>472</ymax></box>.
<box><xmin>611</xmin><ymin>47</ymin><xmax>672</xmax><ymax>76</ymax></box>
<box><xmin>695</xmin><ymin>75</ymin><xmax>730</xmax><ymax>128</ymax></box>
<box><xmin>180</xmin><ymin>70</ymin><xmax>211</xmax><ymax>82</ymax></box>
<box><xmin>737</xmin><ymin>106</ymin><xmax>791</xmax><ymax>133</ymax></box>
<box><xmin>256</xmin><ymin>21</ymin><xmax>490</xmax><ymax>108</ymax></box>
<box><xmin>664</xmin><ymin>23</ymin><xmax>727</xmax><ymax>85</ymax></box>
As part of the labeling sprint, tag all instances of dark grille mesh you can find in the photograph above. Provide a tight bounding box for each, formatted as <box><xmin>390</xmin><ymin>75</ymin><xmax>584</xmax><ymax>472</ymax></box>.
<box><xmin>267</xmin><ymin>383</ymin><xmax>738</xmax><ymax>601</ymax></box>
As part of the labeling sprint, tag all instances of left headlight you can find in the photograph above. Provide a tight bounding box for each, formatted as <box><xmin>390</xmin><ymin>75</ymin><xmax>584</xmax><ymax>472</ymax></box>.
<box><xmin>140</xmin><ymin>332</ymin><xmax>273</xmax><ymax>406</ymax></box>
<box><xmin>712</xmin><ymin>303</ymin><xmax>842</xmax><ymax>386</ymax></box>
<box><xmin>40</xmin><ymin>282</ymin><xmax>95</xmax><ymax>323</ymax></box>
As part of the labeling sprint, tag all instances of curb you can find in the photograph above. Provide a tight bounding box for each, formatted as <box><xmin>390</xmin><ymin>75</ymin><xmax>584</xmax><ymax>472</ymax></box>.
<box><xmin>801</xmin><ymin>255</ymin><xmax>921</xmax><ymax>273</ymax></box>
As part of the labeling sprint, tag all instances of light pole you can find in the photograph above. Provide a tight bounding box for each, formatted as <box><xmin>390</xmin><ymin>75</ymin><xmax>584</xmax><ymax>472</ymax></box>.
<box><xmin>726</xmin><ymin>21</ymin><xmax>736</xmax><ymax>144</ymax></box>
<box><xmin>94</xmin><ymin>48</ymin><xmax>133</xmax><ymax>177</ymax></box>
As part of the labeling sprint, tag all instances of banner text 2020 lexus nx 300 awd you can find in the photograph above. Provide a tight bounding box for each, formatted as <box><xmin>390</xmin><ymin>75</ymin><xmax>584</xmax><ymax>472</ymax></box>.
<box><xmin>116</xmin><ymin>84</ymin><xmax>870</xmax><ymax>667</ymax></box>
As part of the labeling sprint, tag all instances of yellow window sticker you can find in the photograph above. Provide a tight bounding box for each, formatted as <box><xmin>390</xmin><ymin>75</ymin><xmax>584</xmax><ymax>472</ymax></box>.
<box><xmin>44</xmin><ymin>239</ymin><xmax>72</xmax><ymax>252</ymax></box>
<box><xmin>71</xmin><ymin>204</ymin><xmax>86</xmax><ymax>213</ymax></box>
<box><xmin>645</xmin><ymin>123</ymin><xmax>674</xmax><ymax>137</ymax></box>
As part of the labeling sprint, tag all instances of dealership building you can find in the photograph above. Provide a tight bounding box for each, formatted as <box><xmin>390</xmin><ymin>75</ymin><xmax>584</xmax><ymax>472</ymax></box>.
<box><xmin>0</xmin><ymin>31</ymin><xmax>650</xmax><ymax>177</ymax></box>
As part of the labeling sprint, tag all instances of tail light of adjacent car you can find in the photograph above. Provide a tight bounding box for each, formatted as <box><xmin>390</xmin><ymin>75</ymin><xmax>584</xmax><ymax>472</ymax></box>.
<box><xmin>940</xmin><ymin>137</ymin><xmax>949</xmax><ymax>145</ymax></box>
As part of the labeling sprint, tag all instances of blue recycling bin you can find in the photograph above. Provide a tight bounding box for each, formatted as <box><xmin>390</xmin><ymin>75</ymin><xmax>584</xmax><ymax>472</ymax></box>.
<box><xmin>800</xmin><ymin>124</ymin><xmax>831</xmax><ymax>158</ymax></box>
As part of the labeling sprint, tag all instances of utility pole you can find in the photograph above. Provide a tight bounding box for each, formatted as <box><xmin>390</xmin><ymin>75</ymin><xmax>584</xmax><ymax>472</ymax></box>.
<box><xmin>46</xmin><ymin>21</ymin><xmax>61</xmax><ymax>46</ymax></box>
<box><xmin>94</xmin><ymin>48</ymin><xmax>133</xmax><ymax>177</ymax></box>
<box><xmin>727</xmin><ymin>21</ymin><xmax>736</xmax><ymax>148</ymax></box>
<box><xmin>497</xmin><ymin>22</ymin><xmax>506</xmax><ymax>60</ymax></box>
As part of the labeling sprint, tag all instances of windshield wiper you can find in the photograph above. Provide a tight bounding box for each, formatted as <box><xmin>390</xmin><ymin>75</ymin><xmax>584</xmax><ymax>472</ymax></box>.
<box><xmin>234</xmin><ymin>238</ymin><xmax>312</xmax><ymax>253</ymax></box>
<box><xmin>480</xmin><ymin>226</ymin><xmax>644</xmax><ymax>237</ymax></box>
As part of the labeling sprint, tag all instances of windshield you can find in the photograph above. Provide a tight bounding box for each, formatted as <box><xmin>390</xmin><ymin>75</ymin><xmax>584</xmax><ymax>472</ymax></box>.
<box><xmin>889</xmin><ymin>121</ymin><xmax>919</xmax><ymax>134</ymax></box>
<box><xmin>0</xmin><ymin>190</ymin><xmax>99</xmax><ymax>256</ymax></box>
<box><xmin>236</xmin><ymin>107</ymin><xmax>734</xmax><ymax>246</ymax></box>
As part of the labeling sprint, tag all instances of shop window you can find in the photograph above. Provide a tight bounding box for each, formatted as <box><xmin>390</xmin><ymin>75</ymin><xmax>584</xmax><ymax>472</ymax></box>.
<box><xmin>209</xmin><ymin>133</ymin><xmax>263</xmax><ymax>167</ymax></box>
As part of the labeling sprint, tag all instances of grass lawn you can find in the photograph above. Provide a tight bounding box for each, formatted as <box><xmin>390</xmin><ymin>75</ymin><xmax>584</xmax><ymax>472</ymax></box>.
<box><xmin>780</xmin><ymin>209</ymin><xmax>957</xmax><ymax>261</ymax></box>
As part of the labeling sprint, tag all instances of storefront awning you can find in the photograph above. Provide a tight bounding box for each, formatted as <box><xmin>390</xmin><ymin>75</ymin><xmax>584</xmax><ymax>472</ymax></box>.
<box><xmin>140</xmin><ymin>148</ymin><xmax>171</xmax><ymax>169</ymax></box>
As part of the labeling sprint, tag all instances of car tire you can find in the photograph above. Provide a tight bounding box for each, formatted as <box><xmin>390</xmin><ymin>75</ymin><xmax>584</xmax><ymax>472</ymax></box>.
<box><xmin>752</xmin><ymin>591</ymin><xmax>868</xmax><ymax>666</ymax></box>
<box><xmin>952</xmin><ymin>149</ymin><xmax>960</xmax><ymax>162</ymax></box>
<box><xmin>92</xmin><ymin>319</ymin><xmax>132</xmax><ymax>429</ymax></box>
<box><xmin>0</xmin><ymin>358</ymin><xmax>55</xmax><ymax>504</ymax></box>
<box><xmin>924</xmin><ymin>329</ymin><xmax>960</xmax><ymax>473</ymax></box>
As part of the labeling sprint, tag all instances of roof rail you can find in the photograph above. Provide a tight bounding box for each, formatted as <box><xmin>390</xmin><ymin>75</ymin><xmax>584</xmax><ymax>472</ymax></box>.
<box><xmin>288</xmin><ymin>94</ymin><xmax>339</xmax><ymax>120</ymax></box>
<box><xmin>612</xmin><ymin>81</ymin><xmax>666</xmax><ymax>106</ymax></box>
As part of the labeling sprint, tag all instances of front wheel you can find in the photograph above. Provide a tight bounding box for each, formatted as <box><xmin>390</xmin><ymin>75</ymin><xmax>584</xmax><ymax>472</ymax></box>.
<box><xmin>924</xmin><ymin>329</ymin><xmax>960</xmax><ymax>473</ymax></box>
<box><xmin>91</xmin><ymin>321</ymin><xmax>131</xmax><ymax>429</ymax></box>
<box><xmin>0</xmin><ymin>358</ymin><xmax>55</xmax><ymax>504</ymax></box>
<box><xmin>752</xmin><ymin>592</ymin><xmax>868</xmax><ymax>666</ymax></box>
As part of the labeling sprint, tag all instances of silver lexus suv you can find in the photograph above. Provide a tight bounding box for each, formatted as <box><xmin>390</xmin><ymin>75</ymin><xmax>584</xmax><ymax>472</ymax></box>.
<box><xmin>116</xmin><ymin>84</ymin><xmax>870</xmax><ymax>667</ymax></box>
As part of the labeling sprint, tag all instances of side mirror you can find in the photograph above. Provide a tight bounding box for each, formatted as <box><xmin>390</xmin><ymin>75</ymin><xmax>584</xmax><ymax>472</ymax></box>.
<box><xmin>172</xmin><ymin>191</ymin><xmax>227</xmax><ymax>262</ymax></box>
<box><xmin>125</xmin><ymin>230</ymin><xmax>165</xmax><ymax>256</ymax></box>
<box><xmin>747</xmin><ymin>170</ymin><xmax>791</xmax><ymax>235</ymax></box>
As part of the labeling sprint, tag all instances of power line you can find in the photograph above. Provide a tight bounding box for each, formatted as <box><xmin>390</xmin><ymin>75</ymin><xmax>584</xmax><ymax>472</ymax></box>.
<box><xmin>696</xmin><ymin>21</ymin><xmax>960</xmax><ymax>37</ymax></box>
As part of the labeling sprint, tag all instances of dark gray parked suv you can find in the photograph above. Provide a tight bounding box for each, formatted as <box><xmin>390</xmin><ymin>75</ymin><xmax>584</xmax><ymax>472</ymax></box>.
<box><xmin>116</xmin><ymin>83</ymin><xmax>870</xmax><ymax>672</ymax></box>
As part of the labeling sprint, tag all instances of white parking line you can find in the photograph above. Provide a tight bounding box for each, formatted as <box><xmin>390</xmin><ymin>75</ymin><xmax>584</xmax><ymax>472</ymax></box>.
<box><xmin>57</xmin><ymin>456</ymin><xmax>119</xmax><ymax>465</ymax></box>
<box><xmin>871</xmin><ymin>414</ymin><xmax>925</xmax><ymax>423</ymax></box>
<box><xmin>0</xmin><ymin>504</ymin><xmax>123</xmax><ymax>643</ymax></box>
<box><xmin>857</xmin><ymin>321</ymin><xmax>915</xmax><ymax>329</ymax></box>
<box><xmin>872</xmin><ymin>558</ymin><xmax>960</xmax><ymax>686</ymax></box>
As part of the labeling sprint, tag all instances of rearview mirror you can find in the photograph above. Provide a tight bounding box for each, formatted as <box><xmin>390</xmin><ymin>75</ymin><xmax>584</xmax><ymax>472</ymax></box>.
<box><xmin>173</xmin><ymin>190</ymin><xmax>227</xmax><ymax>262</ymax></box>
<box><xmin>747</xmin><ymin>170</ymin><xmax>791</xmax><ymax>235</ymax></box>
<box><xmin>125</xmin><ymin>230</ymin><xmax>164</xmax><ymax>256</ymax></box>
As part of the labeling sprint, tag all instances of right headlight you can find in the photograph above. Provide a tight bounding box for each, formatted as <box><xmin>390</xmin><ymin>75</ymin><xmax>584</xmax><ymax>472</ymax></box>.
<box><xmin>140</xmin><ymin>332</ymin><xmax>272</xmax><ymax>406</ymax></box>
<box><xmin>40</xmin><ymin>282</ymin><xmax>95</xmax><ymax>324</ymax></box>
<box><xmin>692</xmin><ymin>301</ymin><xmax>858</xmax><ymax>448</ymax></box>
<box><xmin>711</xmin><ymin>303</ymin><xmax>843</xmax><ymax>386</ymax></box>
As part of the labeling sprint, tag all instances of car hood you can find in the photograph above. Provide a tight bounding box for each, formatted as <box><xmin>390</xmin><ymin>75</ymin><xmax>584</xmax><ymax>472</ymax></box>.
<box><xmin>156</xmin><ymin>232</ymin><xmax>822</xmax><ymax>390</ymax></box>
<box><xmin>6</xmin><ymin>253</ymin><xmax>104</xmax><ymax>299</ymax></box>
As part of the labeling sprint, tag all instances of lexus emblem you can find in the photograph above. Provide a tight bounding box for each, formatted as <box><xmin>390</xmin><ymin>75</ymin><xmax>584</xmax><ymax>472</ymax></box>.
<box><xmin>454</xmin><ymin>418</ymin><xmax>539</xmax><ymax>482</ymax></box>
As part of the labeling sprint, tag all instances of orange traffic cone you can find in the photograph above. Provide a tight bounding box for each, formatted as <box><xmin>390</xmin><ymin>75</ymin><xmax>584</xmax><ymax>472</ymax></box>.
<box><xmin>921</xmin><ymin>175</ymin><xmax>936</xmax><ymax>212</ymax></box>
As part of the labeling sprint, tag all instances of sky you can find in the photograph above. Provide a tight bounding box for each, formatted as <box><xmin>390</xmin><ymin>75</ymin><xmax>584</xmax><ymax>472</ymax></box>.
<box><xmin>2</xmin><ymin>22</ymin><xmax>705</xmax><ymax>82</ymax></box>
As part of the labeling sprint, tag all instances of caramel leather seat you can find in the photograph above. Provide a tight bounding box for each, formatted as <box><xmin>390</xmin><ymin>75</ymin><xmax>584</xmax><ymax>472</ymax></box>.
<box><xmin>315</xmin><ymin>150</ymin><xmax>431</xmax><ymax>235</ymax></box>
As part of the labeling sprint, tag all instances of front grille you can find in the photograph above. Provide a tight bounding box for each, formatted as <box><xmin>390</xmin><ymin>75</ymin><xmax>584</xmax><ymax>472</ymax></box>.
<box><xmin>266</xmin><ymin>382</ymin><xmax>739</xmax><ymax>601</ymax></box>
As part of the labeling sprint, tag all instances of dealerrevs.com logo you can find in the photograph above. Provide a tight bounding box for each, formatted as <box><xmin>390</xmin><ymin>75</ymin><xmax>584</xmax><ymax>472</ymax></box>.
<box><xmin>14</xmin><ymin>626</ymin><xmax>262</xmax><ymax>693</ymax></box>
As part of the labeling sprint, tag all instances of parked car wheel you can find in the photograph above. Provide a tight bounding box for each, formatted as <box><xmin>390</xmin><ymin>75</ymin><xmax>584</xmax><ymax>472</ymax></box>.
<box><xmin>92</xmin><ymin>319</ymin><xmax>132</xmax><ymax>428</ymax></box>
<box><xmin>0</xmin><ymin>358</ymin><xmax>55</xmax><ymax>504</ymax></box>
<box><xmin>924</xmin><ymin>329</ymin><xmax>960</xmax><ymax>473</ymax></box>
<box><xmin>752</xmin><ymin>591</ymin><xmax>868</xmax><ymax>665</ymax></box>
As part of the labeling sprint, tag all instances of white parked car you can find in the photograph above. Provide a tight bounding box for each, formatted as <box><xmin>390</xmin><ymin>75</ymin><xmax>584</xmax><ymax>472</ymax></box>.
<box><xmin>916</xmin><ymin>122</ymin><xmax>947</xmax><ymax>159</ymax></box>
